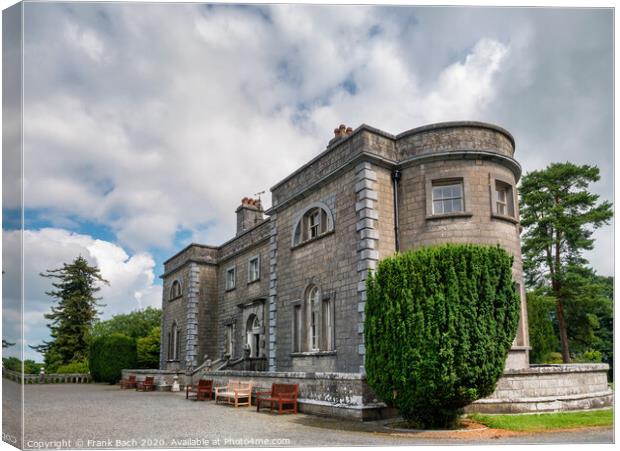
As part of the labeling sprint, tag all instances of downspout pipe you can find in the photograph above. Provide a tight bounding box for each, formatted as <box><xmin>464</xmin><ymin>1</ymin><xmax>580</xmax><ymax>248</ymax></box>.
<box><xmin>391</xmin><ymin>169</ymin><xmax>401</xmax><ymax>253</ymax></box>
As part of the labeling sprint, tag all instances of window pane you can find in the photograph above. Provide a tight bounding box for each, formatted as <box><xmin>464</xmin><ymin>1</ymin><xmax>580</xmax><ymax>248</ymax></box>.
<box><xmin>452</xmin><ymin>184</ymin><xmax>462</xmax><ymax>198</ymax></box>
<box><xmin>433</xmin><ymin>200</ymin><xmax>443</xmax><ymax>214</ymax></box>
<box><xmin>452</xmin><ymin>198</ymin><xmax>463</xmax><ymax>212</ymax></box>
<box><xmin>497</xmin><ymin>188</ymin><xmax>506</xmax><ymax>202</ymax></box>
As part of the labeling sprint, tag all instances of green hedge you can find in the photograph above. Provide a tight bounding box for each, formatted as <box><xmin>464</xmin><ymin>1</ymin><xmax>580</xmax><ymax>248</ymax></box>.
<box><xmin>365</xmin><ymin>244</ymin><xmax>520</xmax><ymax>429</ymax></box>
<box><xmin>89</xmin><ymin>333</ymin><xmax>136</xmax><ymax>384</ymax></box>
<box><xmin>56</xmin><ymin>360</ymin><xmax>89</xmax><ymax>374</ymax></box>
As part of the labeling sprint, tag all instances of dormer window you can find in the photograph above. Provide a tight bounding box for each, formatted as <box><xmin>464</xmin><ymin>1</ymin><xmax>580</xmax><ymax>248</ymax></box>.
<box><xmin>292</xmin><ymin>203</ymin><xmax>335</xmax><ymax>247</ymax></box>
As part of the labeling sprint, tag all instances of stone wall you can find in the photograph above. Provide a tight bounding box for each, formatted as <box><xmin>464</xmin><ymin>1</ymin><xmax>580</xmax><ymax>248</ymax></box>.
<box><xmin>200</xmin><ymin>369</ymin><xmax>394</xmax><ymax>420</ymax></box>
<box><xmin>273</xmin><ymin>167</ymin><xmax>362</xmax><ymax>373</ymax></box>
<box><xmin>395</xmin><ymin>122</ymin><xmax>515</xmax><ymax>159</ymax></box>
<box><xmin>216</xmin><ymin>235</ymin><xmax>270</xmax><ymax>360</ymax></box>
<box><xmin>467</xmin><ymin>364</ymin><xmax>613</xmax><ymax>413</ymax></box>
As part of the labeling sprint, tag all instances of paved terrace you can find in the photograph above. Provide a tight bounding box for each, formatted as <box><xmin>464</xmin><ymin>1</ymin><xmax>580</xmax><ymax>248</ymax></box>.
<box><xmin>4</xmin><ymin>381</ymin><xmax>613</xmax><ymax>448</ymax></box>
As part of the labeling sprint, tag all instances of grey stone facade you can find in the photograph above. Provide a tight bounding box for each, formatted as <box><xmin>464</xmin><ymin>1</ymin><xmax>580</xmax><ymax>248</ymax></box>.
<box><xmin>161</xmin><ymin>121</ymin><xmax>530</xmax><ymax>373</ymax></box>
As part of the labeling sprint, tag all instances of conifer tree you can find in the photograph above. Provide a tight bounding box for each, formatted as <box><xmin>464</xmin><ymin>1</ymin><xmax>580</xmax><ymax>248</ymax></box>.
<box><xmin>33</xmin><ymin>256</ymin><xmax>108</xmax><ymax>365</ymax></box>
<box><xmin>520</xmin><ymin>162</ymin><xmax>612</xmax><ymax>363</ymax></box>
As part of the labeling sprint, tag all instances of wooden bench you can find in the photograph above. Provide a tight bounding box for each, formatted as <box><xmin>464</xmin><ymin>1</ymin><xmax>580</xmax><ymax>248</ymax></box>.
<box><xmin>186</xmin><ymin>379</ymin><xmax>213</xmax><ymax>401</ymax></box>
<box><xmin>136</xmin><ymin>376</ymin><xmax>155</xmax><ymax>392</ymax></box>
<box><xmin>214</xmin><ymin>380</ymin><xmax>254</xmax><ymax>407</ymax></box>
<box><xmin>256</xmin><ymin>383</ymin><xmax>299</xmax><ymax>414</ymax></box>
<box><xmin>120</xmin><ymin>375</ymin><xmax>137</xmax><ymax>389</ymax></box>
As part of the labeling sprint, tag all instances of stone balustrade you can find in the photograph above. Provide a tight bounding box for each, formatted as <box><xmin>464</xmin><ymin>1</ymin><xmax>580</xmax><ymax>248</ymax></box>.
<box><xmin>3</xmin><ymin>367</ymin><xmax>91</xmax><ymax>384</ymax></box>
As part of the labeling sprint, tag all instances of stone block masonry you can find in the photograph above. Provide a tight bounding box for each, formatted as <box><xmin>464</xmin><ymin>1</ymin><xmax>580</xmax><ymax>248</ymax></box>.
<box><xmin>354</xmin><ymin>161</ymin><xmax>380</xmax><ymax>369</ymax></box>
<box><xmin>153</xmin><ymin>121</ymin><xmax>610</xmax><ymax>417</ymax></box>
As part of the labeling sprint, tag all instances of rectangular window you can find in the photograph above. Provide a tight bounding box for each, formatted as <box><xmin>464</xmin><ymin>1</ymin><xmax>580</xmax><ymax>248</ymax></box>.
<box><xmin>308</xmin><ymin>210</ymin><xmax>320</xmax><ymax>238</ymax></box>
<box><xmin>225</xmin><ymin>324</ymin><xmax>233</xmax><ymax>356</ymax></box>
<box><xmin>248</xmin><ymin>256</ymin><xmax>260</xmax><ymax>282</ymax></box>
<box><xmin>293</xmin><ymin>305</ymin><xmax>302</xmax><ymax>352</ymax></box>
<box><xmin>495</xmin><ymin>180</ymin><xmax>515</xmax><ymax>217</ymax></box>
<box><xmin>432</xmin><ymin>182</ymin><xmax>464</xmax><ymax>214</ymax></box>
<box><xmin>322</xmin><ymin>299</ymin><xmax>333</xmax><ymax>351</ymax></box>
<box><xmin>167</xmin><ymin>332</ymin><xmax>172</xmax><ymax>360</ymax></box>
<box><xmin>226</xmin><ymin>267</ymin><xmax>236</xmax><ymax>290</ymax></box>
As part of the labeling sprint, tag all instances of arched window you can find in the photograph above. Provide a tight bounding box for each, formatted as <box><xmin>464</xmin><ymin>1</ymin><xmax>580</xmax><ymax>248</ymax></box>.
<box><xmin>169</xmin><ymin>322</ymin><xmax>180</xmax><ymax>361</ymax></box>
<box><xmin>292</xmin><ymin>203</ymin><xmax>335</xmax><ymax>247</ymax></box>
<box><xmin>292</xmin><ymin>284</ymin><xmax>335</xmax><ymax>353</ymax></box>
<box><xmin>170</xmin><ymin>280</ymin><xmax>182</xmax><ymax>299</ymax></box>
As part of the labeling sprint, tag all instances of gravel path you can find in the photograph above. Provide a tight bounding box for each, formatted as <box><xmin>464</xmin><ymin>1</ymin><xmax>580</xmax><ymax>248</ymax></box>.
<box><xmin>6</xmin><ymin>381</ymin><xmax>612</xmax><ymax>448</ymax></box>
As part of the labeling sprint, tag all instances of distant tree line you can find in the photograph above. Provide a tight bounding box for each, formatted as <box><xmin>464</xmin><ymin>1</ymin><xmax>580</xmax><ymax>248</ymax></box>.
<box><xmin>24</xmin><ymin>256</ymin><xmax>161</xmax><ymax>382</ymax></box>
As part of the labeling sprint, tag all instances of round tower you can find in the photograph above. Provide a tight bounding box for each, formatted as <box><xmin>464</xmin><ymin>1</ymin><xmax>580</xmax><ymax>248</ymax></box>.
<box><xmin>395</xmin><ymin>121</ymin><xmax>529</xmax><ymax>369</ymax></box>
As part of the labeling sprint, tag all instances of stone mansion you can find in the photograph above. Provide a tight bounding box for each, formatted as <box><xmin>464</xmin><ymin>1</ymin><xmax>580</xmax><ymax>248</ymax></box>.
<box><xmin>160</xmin><ymin>121</ymin><xmax>530</xmax><ymax>375</ymax></box>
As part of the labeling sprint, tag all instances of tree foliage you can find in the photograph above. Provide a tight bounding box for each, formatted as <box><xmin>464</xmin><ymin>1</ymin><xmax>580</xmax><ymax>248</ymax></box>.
<box><xmin>365</xmin><ymin>244</ymin><xmax>520</xmax><ymax>429</ymax></box>
<box><xmin>32</xmin><ymin>256</ymin><xmax>108</xmax><ymax>366</ymax></box>
<box><xmin>520</xmin><ymin>162</ymin><xmax>612</xmax><ymax>362</ymax></box>
<box><xmin>526</xmin><ymin>290</ymin><xmax>559</xmax><ymax>363</ymax></box>
<box><xmin>89</xmin><ymin>333</ymin><xmax>136</xmax><ymax>384</ymax></box>
<box><xmin>91</xmin><ymin>307</ymin><xmax>161</xmax><ymax>341</ymax></box>
<box><xmin>137</xmin><ymin>326</ymin><xmax>161</xmax><ymax>369</ymax></box>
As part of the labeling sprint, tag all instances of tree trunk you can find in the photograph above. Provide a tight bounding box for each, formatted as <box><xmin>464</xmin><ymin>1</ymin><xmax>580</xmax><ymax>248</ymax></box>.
<box><xmin>555</xmin><ymin>296</ymin><xmax>571</xmax><ymax>363</ymax></box>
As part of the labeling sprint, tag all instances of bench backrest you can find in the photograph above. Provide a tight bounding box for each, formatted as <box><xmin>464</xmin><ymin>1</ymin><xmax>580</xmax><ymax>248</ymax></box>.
<box><xmin>271</xmin><ymin>383</ymin><xmax>298</xmax><ymax>397</ymax></box>
<box><xmin>144</xmin><ymin>376</ymin><xmax>154</xmax><ymax>384</ymax></box>
<box><xmin>127</xmin><ymin>375</ymin><xmax>136</xmax><ymax>381</ymax></box>
<box><xmin>198</xmin><ymin>379</ymin><xmax>212</xmax><ymax>387</ymax></box>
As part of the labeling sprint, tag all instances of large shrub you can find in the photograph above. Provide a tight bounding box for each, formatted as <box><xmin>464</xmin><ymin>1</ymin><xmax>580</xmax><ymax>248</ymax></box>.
<box><xmin>89</xmin><ymin>333</ymin><xmax>136</xmax><ymax>384</ymax></box>
<box><xmin>365</xmin><ymin>244</ymin><xmax>520</xmax><ymax>429</ymax></box>
<box><xmin>137</xmin><ymin>327</ymin><xmax>161</xmax><ymax>369</ymax></box>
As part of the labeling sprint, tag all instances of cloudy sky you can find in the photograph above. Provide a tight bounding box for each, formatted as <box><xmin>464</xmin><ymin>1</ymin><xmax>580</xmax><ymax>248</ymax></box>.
<box><xmin>3</xmin><ymin>3</ymin><xmax>613</xmax><ymax>360</ymax></box>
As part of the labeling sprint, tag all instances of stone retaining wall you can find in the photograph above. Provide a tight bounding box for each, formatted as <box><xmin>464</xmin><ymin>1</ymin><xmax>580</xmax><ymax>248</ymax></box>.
<box><xmin>123</xmin><ymin>364</ymin><xmax>612</xmax><ymax>419</ymax></box>
<box><xmin>466</xmin><ymin>364</ymin><xmax>613</xmax><ymax>414</ymax></box>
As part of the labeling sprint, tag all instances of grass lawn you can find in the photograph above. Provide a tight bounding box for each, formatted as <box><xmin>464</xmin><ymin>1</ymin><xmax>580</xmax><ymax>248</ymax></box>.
<box><xmin>469</xmin><ymin>409</ymin><xmax>613</xmax><ymax>431</ymax></box>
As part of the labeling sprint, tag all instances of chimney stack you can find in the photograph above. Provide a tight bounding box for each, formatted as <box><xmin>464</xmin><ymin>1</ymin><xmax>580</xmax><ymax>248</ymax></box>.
<box><xmin>328</xmin><ymin>124</ymin><xmax>354</xmax><ymax>146</ymax></box>
<box><xmin>236</xmin><ymin>197</ymin><xmax>264</xmax><ymax>235</ymax></box>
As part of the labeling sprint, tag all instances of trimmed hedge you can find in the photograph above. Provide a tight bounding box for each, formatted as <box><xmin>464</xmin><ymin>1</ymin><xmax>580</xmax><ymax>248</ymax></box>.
<box><xmin>89</xmin><ymin>333</ymin><xmax>136</xmax><ymax>384</ymax></box>
<box><xmin>365</xmin><ymin>244</ymin><xmax>520</xmax><ymax>429</ymax></box>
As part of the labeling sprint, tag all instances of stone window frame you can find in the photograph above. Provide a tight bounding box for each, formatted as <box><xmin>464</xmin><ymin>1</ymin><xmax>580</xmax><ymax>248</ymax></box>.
<box><xmin>425</xmin><ymin>174</ymin><xmax>473</xmax><ymax>220</ymax></box>
<box><xmin>169</xmin><ymin>279</ymin><xmax>182</xmax><ymax>301</ymax></box>
<box><xmin>167</xmin><ymin>321</ymin><xmax>181</xmax><ymax>362</ymax></box>
<box><xmin>221</xmin><ymin>316</ymin><xmax>237</xmax><ymax>358</ymax></box>
<box><xmin>290</xmin><ymin>285</ymin><xmax>336</xmax><ymax>355</ymax></box>
<box><xmin>291</xmin><ymin>202</ymin><xmax>335</xmax><ymax>248</ymax></box>
<box><xmin>490</xmin><ymin>174</ymin><xmax>519</xmax><ymax>224</ymax></box>
<box><xmin>247</xmin><ymin>254</ymin><xmax>260</xmax><ymax>284</ymax></box>
<box><xmin>225</xmin><ymin>265</ymin><xmax>236</xmax><ymax>291</ymax></box>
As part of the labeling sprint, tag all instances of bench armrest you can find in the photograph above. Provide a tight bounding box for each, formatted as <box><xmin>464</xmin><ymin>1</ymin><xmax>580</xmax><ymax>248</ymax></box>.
<box><xmin>255</xmin><ymin>390</ymin><xmax>272</xmax><ymax>396</ymax></box>
<box><xmin>214</xmin><ymin>386</ymin><xmax>229</xmax><ymax>393</ymax></box>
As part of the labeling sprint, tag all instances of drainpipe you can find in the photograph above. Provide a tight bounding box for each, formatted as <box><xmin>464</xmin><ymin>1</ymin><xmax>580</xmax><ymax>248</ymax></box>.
<box><xmin>391</xmin><ymin>169</ymin><xmax>401</xmax><ymax>253</ymax></box>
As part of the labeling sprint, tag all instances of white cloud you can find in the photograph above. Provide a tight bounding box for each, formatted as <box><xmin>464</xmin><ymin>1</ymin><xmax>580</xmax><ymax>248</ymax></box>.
<box><xmin>18</xmin><ymin>5</ymin><xmax>613</xmax><ymax>274</ymax></box>
<box><xmin>2</xmin><ymin>228</ymin><xmax>161</xmax><ymax>360</ymax></box>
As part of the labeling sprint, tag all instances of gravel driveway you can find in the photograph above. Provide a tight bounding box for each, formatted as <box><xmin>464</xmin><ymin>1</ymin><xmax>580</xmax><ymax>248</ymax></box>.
<box><xmin>3</xmin><ymin>380</ymin><xmax>612</xmax><ymax>449</ymax></box>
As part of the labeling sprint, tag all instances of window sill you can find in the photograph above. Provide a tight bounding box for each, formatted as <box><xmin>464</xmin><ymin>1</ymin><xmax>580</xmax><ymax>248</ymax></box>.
<box><xmin>225</xmin><ymin>287</ymin><xmax>236</xmax><ymax>292</ymax></box>
<box><xmin>491</xmin><ymin>213</ymin><xmax>519</xmax><ymax>224</ymax></box>
<box><xmin>166</xmin><ymin>360</ymin><xmax>181</xmax><ymax>363</ymax></box>
<box><xmin>247</xmin><ymin>278</ymin><xmax>260</xmax><ymax>285</ymax></box>
<box><xmin>426</xmin><ymin>212</ymin><xmax>473</xmax><ymax>221</ymax></box>
<box><xmin>168</xmin><ymin>295</ymin><xmax>182</xmax><ymax>302</ymax></box>
<box><xmin>291</xmin><ymin>351</ymin><xmax>336</xmax><ymax>357</ymax></box>
<box><xmin>291</xmin><ymin>229</ymin><xmax>335</xmax><ymax>250</ymax></box>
